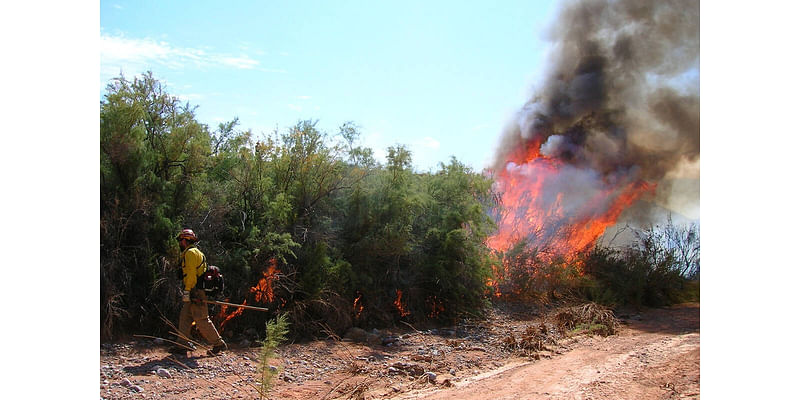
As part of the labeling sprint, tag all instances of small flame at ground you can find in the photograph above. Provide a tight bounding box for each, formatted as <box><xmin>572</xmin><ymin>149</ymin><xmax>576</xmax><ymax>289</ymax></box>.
<box><xmin>353</xmin><ymin>292</ymin><xmax>364</xmax><ymax>319</ymax></box>
<box><xmin>216</xmin><ymin>299</ymin><xmax>246</xmax><ymax>330</ymax></box>
<box><xmin>214</xmin><ymin>259</ymin><xmax>281</xmax><ymax>331</ymax></box>
<box><xmin>393</xmin><ymin>289</ymin><xmax>410</xmax><ymax>317</ymax></box>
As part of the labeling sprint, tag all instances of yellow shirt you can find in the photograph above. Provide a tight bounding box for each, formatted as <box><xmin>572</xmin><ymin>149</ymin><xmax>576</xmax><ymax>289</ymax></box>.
<box><xmin>181</xmin><ymin>246</ymin><xmax>207</xmax><ymax>291</ymax></box>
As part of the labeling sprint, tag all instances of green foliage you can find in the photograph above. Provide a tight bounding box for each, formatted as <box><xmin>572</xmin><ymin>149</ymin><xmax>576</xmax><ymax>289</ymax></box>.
<box><xmin>101</xmin><ymin>71</ymin><xmax>212</xmax><ymax>339</ymax></box>
<box><xmin>581</xmin><ymin>219</ymin><xmax>700</xmax><ymax>308</ymax></box>
<box><xmin>257</xmin><ymin>314</ymin><xmax>289</xmax><ymax>398</ymax></box>
<box><xmin>100</xmin><ymin>71</ymin><xmax>701</xmax><ymax>345</ymax></box>
<box><xmin>100</xmin><ymin>72</ymin><xmax>499</xmax><ymax>341</ymax></box>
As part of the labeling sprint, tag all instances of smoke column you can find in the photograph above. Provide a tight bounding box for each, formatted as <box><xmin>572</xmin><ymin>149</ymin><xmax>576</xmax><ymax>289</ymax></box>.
<box><xmin>489</xmin><ymin>0</ymin><xmax>699</xmax><ymax>253</ymax></box>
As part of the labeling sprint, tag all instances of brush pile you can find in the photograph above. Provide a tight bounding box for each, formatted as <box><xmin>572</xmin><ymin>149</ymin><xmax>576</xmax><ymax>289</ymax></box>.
<box><xmin>553</xmin><ymin>302</ymin><xmax>618</xmax><ymax>337</ymax></box>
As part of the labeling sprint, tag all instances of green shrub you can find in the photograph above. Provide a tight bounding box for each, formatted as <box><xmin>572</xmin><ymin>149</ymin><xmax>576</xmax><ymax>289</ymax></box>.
<box><xmin>581</xmin><ymin>218</ymin><xmax>700</xmax><ymax>308</ymax></box>
<box><xmin>257</xmin><ymin>314</ymin><xmax>289</xmax><ymax>398</ymax></box>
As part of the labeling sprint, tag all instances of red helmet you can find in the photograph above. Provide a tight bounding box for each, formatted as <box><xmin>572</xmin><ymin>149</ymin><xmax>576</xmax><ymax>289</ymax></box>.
<box><xmin>176</xmin><ymin>229</ymin><xmax>198</xmax><ymax>242</ymax></box>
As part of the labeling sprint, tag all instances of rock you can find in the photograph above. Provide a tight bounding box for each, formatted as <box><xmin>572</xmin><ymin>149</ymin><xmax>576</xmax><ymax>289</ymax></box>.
<box><xmin>156</xmin><ymin>368</ymin><xmax>172</xmax><ymax>378</ymax></box>
<box><xmin>392</xmin><ymin>362</ymin><xmax>424</xmax><ymax>376</ymax></box>
<box><xmin>131</xmin><ymin>385</ymin><xmax>144</xmax><ymax>393</ymax></box>
<box><xmin>120</xmin><ymin>378</ymin><xmax>132</xmax><ymax>387</ymax></box>
<box><xmin>449</xmin><ymin>368</ymin><xmax>457</xmax><ymax>376</ymax></box>
<box><xmin>382</xmin><ymin>336</ymin><xmax>400</xmax><ymax>346</ymax></box>
<box><xmin>424</xmin><ymin>371</ymin><xmax>437</xmax><ymax>383</ymax></box>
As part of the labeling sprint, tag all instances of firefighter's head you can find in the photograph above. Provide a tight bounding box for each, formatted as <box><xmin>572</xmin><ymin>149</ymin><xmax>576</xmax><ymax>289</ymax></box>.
<box><xmin>176</xmin><ymin>228</ymin><xmax>198</xmax><ymax>250</ymax></box>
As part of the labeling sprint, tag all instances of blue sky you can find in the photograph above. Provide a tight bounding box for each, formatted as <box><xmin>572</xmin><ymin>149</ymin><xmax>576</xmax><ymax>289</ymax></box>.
<box><xmin>100</xmin><ymin>0</ymin><xmax>560</xmax><ymax>172</ymax></box>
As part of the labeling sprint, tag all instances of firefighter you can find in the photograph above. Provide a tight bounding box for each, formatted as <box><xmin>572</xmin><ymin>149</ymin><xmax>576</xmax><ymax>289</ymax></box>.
<box><xmin>171</xmin><ymin>228</ymin><xmax>227</xmax><ymax>355</ymax></box>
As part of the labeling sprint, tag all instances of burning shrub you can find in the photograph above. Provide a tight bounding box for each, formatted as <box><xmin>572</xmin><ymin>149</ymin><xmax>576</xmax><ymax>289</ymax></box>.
<box><xmin>491</xmin><ymin>239</ymin><xmax>584</xmax><ymax>302</ymax></box>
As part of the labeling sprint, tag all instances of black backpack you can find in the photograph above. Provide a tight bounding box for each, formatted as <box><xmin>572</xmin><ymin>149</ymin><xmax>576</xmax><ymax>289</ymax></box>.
<box><xmin>199</xmin><ymin>265</ymin><xmax>224</xmax><ymax>297</ymax></box>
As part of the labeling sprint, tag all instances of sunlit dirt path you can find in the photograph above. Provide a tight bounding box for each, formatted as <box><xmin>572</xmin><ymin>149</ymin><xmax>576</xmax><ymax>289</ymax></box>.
<box><xmin>399</xmin><ymin>304</ymin><xmax>700</xmax><ymax>400</ymax></box>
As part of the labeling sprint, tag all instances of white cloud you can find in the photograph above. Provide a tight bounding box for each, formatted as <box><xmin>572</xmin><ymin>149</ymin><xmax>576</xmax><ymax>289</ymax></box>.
<box><xmin>297</xmin><ymin>95</ymin><xmax>312</xmax><ymax>100</ymax></box>
<box><xmin>100</xmin><ymin>33</ymin><xmax>263</xmax><ymax>82</ymax></box>
<box><xmin>219</xmin><ymin>56</ymin><xmax>259</xmax><ymax>69</ymax></box>
<box><xmin>175</xmin><ymin>93</ymin><xmax>205</xmax><ymax>102</ymax></box>
<box><xmin>287</xmin><ymin>104</ymin><xmax>302</xmax><ymax>111</ymax></box>
<box><xmin>415</xmin><ymin>136</ymin><xmax>440</xmax><ymax>150</ymax></box>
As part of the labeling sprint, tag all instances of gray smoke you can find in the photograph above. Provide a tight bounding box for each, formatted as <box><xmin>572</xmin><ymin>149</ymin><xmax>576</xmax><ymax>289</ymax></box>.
<box><xmin>493</xmin><ymin>0</ymin><xmax>699</xmax><ymax>221</ymax></box>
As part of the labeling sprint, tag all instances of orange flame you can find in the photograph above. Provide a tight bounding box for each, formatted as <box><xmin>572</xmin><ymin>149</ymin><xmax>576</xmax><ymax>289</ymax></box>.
<box><xmin>216</xmin><ymin>299</ymin><xmax>246</xmax><ymax>330</ymax></box>
<box><xmin>488</xmin><ymin>145</ymin><xmax>654</xmax><ymax>257</ymax></box>
<box><xmin>250</xmin><ymin>259</ymin><xmax>280</xmax><ymax>304</ymax></box>
<box><xmin>213</xmin><ymin>259</ymin><xmax>281</xmax><ymax>330</ymax></box>
<box><xmin>393</xmin><ymin>289</ymin><xmax>410</xmax><ymax>317</ymax></box>
<box><xmin>353</xmin><ymin>293</ymin><xmax>364</xmax><ymax>319</ymax></box>
<box><xmin>485</xmin><ymin>276</ymin><xmax>502</xmax><ymax>298</ymax></box>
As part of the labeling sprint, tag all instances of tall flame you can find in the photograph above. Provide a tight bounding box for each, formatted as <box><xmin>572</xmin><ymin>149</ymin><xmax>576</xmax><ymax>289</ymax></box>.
<box><xmin>250</xmin><ymin>259</ymin><xmax>280</xmax><ymax>304</ymax></box>
<box><xmin>486</xmin><ymin>0</ymin><xmax>698</xmax><ymax>261</ymax></box>
<box><xmin>488</xmin><ymin>143</ymin><xmax>654</xmax><ymax>258</ymax></box>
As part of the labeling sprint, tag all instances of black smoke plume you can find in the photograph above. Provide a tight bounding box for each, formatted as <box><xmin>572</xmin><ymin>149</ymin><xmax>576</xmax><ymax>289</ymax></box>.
<box><xmin>493</xmin><ymin>0</ymin><xmax>699</xmax><ymax>221</ymax></box>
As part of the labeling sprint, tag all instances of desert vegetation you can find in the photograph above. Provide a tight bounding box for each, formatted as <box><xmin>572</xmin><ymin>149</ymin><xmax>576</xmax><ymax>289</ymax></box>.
<box><xmin>100</xmin><ymin>72</ymin><xmax>699</xmax><ymax>343</ymax></box>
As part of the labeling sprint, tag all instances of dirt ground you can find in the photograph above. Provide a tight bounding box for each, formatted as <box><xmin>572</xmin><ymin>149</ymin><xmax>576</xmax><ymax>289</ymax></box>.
<box><xmin>99</xmin><ymin>302</ymin><xmax>699</xmax><ymax>399</ymax></box>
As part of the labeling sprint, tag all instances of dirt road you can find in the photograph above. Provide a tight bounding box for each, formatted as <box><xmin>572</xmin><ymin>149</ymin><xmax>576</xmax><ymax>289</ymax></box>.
<box><xmin>100</xmin><ymin>303</ymin><xmax>699</xmax><ymax>399</ymax></box>
<box><xmin>400</xmin><ymin>304</ymin><xmax>700</xmax><ymax>400</ymax></box>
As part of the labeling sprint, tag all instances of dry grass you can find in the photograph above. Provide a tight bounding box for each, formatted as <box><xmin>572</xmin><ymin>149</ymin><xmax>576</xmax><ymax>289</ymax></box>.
<box><xmin>553</xmin><ymin>302</ymin><xmax>618</xmax><ymax>337</ymax></box>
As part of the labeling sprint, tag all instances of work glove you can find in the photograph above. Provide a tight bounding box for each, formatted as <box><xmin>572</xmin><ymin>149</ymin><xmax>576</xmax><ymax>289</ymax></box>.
<box><xmin>182</xmin><ymin>290</ymin><xmax>191</xmax><ymax>302</ymax></box>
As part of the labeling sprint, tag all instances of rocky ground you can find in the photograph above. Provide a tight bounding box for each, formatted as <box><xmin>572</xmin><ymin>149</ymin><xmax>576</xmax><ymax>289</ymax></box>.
<box><xmin>99</xmin><ymin>302</ymin><xmax>699</xmax><ymax>399</ymax></box>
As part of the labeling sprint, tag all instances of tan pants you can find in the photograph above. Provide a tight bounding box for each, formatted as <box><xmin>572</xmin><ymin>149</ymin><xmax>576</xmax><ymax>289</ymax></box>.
<box><xmin>178</xmin><ymin>290</ymin><xmax>224</xmax><ymax>347</ymax></box>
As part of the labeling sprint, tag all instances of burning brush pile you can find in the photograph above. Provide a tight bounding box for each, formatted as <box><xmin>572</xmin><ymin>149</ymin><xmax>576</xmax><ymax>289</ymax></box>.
<box><xmin>486</xmin><ymin>0</ymin><xmax>699</xmax><ymax>298</ymax></box>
